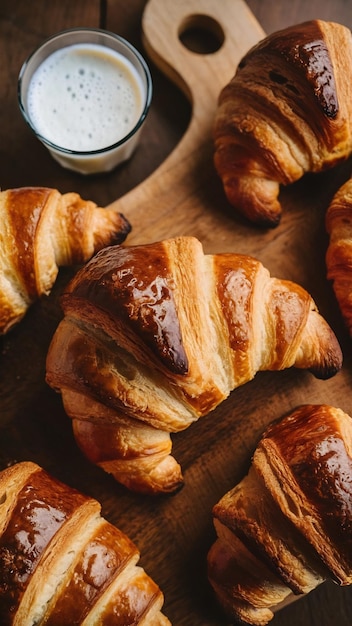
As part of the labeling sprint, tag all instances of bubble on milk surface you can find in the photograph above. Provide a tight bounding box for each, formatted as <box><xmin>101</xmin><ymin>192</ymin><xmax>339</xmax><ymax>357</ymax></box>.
<box><xmin>26</xmin><ymin>43</ymin><xmax>144</xmax><ymax>151</ymax></box>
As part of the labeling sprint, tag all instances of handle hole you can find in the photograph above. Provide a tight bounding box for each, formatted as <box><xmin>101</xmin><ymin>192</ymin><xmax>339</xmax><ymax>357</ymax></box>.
<box><xmin>178</xmin><ymin>15</ymin><xmax>224</xmax><ymax>54</ymax></box>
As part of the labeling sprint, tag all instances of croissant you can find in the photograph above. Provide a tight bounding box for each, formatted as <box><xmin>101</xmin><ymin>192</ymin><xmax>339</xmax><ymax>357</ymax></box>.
<box><xmin>0</xmin><ymin>186</ymin><xmax>131</xmax><ymax>334</ymax></box>
<box><xmin>326</xmin><ymin>176</ymin><xmax>352</xmax><ymax>336</ymax></box>
<box><xmin>207</xmin><ymin>404</ymin><xmax>352</xmax><ymax>626</ymax></box>
<box><xmin>0</xmin><ymin>460</ymin><xmax>170</xmax><ymax>625</ymax></box>
<box><xmin>45</xmin><ymin>236</ymin><xmax>342</xmax><ymax>494</ymax></box>
<box><xmin>213</xmin><ymin>20</ymin><xmax>352</xmax><ymax>227</ymax></box>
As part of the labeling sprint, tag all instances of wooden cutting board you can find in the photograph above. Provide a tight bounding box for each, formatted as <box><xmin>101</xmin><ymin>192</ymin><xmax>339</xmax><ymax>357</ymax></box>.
<box><xmin>2</xmin><ymin>1</ymin><xmax>352</xmax><ymax>625</ymax></box>
<box><xmin>106</xmin><ymin>1</ymin><xmax>352</xmax><ymax>624</ymax></box>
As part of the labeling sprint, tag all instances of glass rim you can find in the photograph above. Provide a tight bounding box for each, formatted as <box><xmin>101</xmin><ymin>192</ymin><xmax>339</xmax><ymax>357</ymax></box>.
<box><xmin>17</xmin><ymin>27</ymin><xmax>153</xmax><ymax>156</ymax></box>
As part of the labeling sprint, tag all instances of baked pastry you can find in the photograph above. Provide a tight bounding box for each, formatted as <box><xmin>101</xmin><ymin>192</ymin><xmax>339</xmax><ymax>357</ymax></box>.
<box><xmin>0</xmin><ymin>461</ymin><xmax>170</xmax><ymax>625</ymax></box>
<box><xmin>213</xmin><ymin>20</ymin><xmax>352</xmax><ymax>227</ymax></box>
<box><xmin>45</xmin><ymin>236</ymin><xmax>342</xmax><ymax>494</ymax></box>
<box><xmin>0</xmin><ymin>186</ymin><xmax>131</xmax><ymax>334</ymax></box>
<box><xmin>207</xmin><ymin>404</ymin><xmax>352</xmax><ymax>625</ymax></box>
<box><xmin>326</xmin><ymin>176</ymin><xmax>352</xmax><ymax>336</ymax></box>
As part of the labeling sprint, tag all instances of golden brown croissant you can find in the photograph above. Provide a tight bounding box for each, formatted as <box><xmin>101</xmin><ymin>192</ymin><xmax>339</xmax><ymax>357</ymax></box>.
<box><xmin>207</xmin><ymin>404</ymin><xmax>352</xmax><ymax>626</ymax></box>
<box><xmin>0</xmin><ymin>461</ymin><xmax>170</xmax><ymax>625</ymax></box>
<box><xmin>214</xmin><ymin>20</ymin><xmax>352</xmax><ymax>227</ymax></box>
<box><xmin>0</xmin><ymin>186</ymin><xmax>131</xmax><ymax>334</ymax></box>
<box><xmin>326</xmin><ymin>176</ymin><xmax>352</xmax><ymax>336</ymax></box>
<box><xmin>45</xmin><ymin>236</ymin><xmax>342</xmax><ymax>494</ymax></box>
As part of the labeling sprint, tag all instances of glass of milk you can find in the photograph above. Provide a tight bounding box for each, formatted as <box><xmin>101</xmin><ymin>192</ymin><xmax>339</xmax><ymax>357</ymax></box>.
<box><xmin>18</xmin><ymin>28</ymin><xmax>153</xmax><ymax>175</ymax></box>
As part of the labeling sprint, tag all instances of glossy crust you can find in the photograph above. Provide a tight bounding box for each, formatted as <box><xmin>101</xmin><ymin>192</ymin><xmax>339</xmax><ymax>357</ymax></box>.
<box><xmin>0</xmin><ymin>461</ymin><xmax>170</xmax><ymax>625</ymax></box>
<box><xmin>214</xmin><ymin>20</ymin><xmax>352</xmax><ymax>226</ymax></box>
<box><xmin>208</xmin><ymin>404</ymin><xmax>352</xmax><ymax>625</ymax></box>
<box><xmin>0</xmin><ymin>186</ymin><xmax>131</xmax><ymax>334</ymax></box>
<box><xmin>326</xmin><ymin>176</ymin><xmax>352</xmax><ymax>336</ymax></box>
<box><xmin>45</xmin><ymin>236</ymin><xmax>342</xmax><ymax>494</ymax></box>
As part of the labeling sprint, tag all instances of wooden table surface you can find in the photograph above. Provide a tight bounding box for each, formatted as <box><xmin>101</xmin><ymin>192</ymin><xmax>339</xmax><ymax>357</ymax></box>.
<box><xmin>1</xmin><ymin>1</ymin><xmax>352</xmax><ymax>625</ymax></box>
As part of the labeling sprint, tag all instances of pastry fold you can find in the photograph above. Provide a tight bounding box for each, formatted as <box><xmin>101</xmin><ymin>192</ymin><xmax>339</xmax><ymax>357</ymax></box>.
<box><xmin>0</xmin><ymin>461</ymin><xmax>170</xmax><ymax>625</ymax></box>
<box><xmin>208</xmin><ymin>404</ymin><xmax>352</xmax><ymax>625</ymax></box>
<box><xmin>0</xmin><ymin>186</ymin><xmax>131</xmax><ymax>333</ymax></box>
<box><xmin>214</xmin><ymin>20</ymin><xmax>352</xmax><ymax>226</ymax></box>
<box><xmin>46</xmin><ymin>237</ymin><xmax>342</xmax><ymax>493</ymax></box>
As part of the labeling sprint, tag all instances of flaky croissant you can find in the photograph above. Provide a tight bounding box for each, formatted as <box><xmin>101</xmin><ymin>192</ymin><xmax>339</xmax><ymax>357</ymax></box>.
<box><xmin>0</xmin><ymin>186</ymin><xmax>131</xmax><ymax>334</ymax></box>
<box><xmin>326</xmin><ymin>176</ymin><xmax>352</xmax><ymax>336</ymax></box>
<box><xmin>0</xmin><ymin>461</ymin><xmax>170</xmax><ymax>625</ymax></box>
<box><xmin>208</xmin><ymin>404</ymin><xmax>352</xmax><ymax>626</ymax></box>
<box><xmin>45</xmin><ymin>236</ymin><xmax>342</xmax><ymax>494</ymax></box>
<box><xmin>214</xmin><ymin>20</ymin><xmax>352</xmax><ymax>227</ymax></box>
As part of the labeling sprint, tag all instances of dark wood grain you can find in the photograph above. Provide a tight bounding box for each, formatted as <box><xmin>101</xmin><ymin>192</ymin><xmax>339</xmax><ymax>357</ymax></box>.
<box><xmin>1</xmin><ymin>2</ymin><xmax>352</xmax><ymax>626</ymax></box>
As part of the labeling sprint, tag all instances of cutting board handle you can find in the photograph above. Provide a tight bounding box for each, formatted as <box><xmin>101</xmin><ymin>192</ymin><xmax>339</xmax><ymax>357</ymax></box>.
<box><xmin>142</xmin><ymin>0</ymin><xmax>264</xmax><ymax>127</ymax></box>
<box><xmin>108</xmin><ymin>0</ymin><xmax>264</xmax><ymax>229</ymax></box>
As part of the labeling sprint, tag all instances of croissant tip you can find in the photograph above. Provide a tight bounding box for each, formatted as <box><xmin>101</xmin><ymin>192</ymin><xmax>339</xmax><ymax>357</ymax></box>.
<box><xmin>308</xmin><ymin>357</ymin><xmax>343</xmax><ymax>380</ymax></box>
<box><xmin>251</xmin><ymin>214</ymin><xmax>282</xmax><ymax>229</ymax></box>
<box><xmin>117</xmin><ymin>475</ymin><xmax>185</xmax><ymax>496</ymax></box>
<box><xmin>224</xmin><ymin>191</ymin><xmax>282</xmax><ymax>229</ymax></box>
<box><xmin>309</xmin><ymin>363</ymin><xmax>342</xmax><ymax>380</ymax></box>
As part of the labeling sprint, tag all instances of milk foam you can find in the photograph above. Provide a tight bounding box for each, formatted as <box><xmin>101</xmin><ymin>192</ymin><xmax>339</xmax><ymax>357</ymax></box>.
<box><xmin>26</xmin><ymin>43</ymin><xmax>145</xmax><ymax>152</ymax></box>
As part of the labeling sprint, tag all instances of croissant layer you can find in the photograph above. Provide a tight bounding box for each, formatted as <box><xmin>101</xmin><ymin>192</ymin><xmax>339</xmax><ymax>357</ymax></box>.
<box><xmin>46</xmin><ymin>236</ymin><xmax>342</xmax><ymax>494</ymax></box>
<box><xmin>0</xmin><ymin>461</ymin><xmax>170</xmax><ymax>625</ymax></box>
<box><xmin>214</xmin><ymin>20</ymin><xmax>352</xmax><ymax>226</ymax></box>
<box><xmin>208</xmin><ymin>404</ymin><xmax>352</xmax><ymax>625</ymax></box>
<box><xmin>326</xmin><ymin>176</ymin><xmax>352</xmax><ymax>337</ymax></box>
<box><xmin>0</xmin><ymin>186</ymin><xmax>131</xmax><ymax>334</ymax></box>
